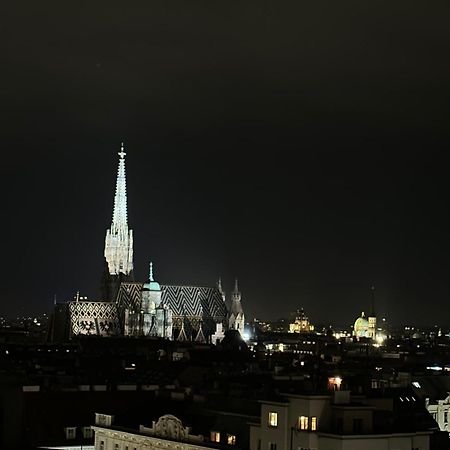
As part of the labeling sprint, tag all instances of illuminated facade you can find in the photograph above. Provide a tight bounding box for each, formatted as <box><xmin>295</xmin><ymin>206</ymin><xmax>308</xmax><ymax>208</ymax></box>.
<box><xmin>104</xmin><ymin>144</ymin><xmax>133</xmax><ymax>277</ymax></box>
<box><xmin>123</xmin><ymin>262</ymin><xmax>173</xmax><ymax>338</ymax></box>
<box><xmin>93</xmin><ymin>414</ymin><xmax>215</xmax><ymax>450</ymax></box>
<box><xmin>353</xmin><ymin>287</ymin><xmax>377</xmax><ymax>340</ymax></box>
<box><xmin>353</xmin><ymin>311</ymin><xmax>376</xmax><ymax>339</ymax></box>
<box><xmin>288</xmin><ymin>308</ymin><xmax>314</xmax><ymax>333</ymax></box>
<box><xmin>54</xmin><ymin>145</ymin><xmax>245</xmax><ymax>342</ymax></box>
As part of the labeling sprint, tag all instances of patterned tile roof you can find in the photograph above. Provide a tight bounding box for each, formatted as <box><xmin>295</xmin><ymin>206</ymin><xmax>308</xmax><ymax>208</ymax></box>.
<box><xmin>117</xmin><ymin>282</ymin><xmax>228</xmax><ymax>320</ymax></box>
<box><xmin>68</xmin><ymin>301</ymin><xmax>120</xmax><ymax>336</ymax></box>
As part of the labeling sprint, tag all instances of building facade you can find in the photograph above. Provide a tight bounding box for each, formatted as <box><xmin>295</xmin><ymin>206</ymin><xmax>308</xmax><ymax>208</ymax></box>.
<box><xmin>92</xmin><ymin>413</ymin><xmax>238</xmax><ymax>450</ymax></box>
<box><xmin>249</xmin><ymin>391</ymin><xmax>431</xmax><ymax>450</ymax></box>
<box><xmin>288</xmin><ymin>309</ymin><xmax>314</xmax><ymax>333</ymax></box>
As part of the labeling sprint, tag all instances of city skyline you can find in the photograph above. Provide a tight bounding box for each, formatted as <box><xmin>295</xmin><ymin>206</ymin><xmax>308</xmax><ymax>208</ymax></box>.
<box><xmin>1</xmin><ymin>1</ymin><xmax>449</xmax><ymax>326</ymax></box>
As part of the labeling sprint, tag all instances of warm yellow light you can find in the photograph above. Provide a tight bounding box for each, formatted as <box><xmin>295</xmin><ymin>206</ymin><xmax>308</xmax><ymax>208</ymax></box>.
<box><xmin>210</xmin><ymin>431</ymin><xmax>220</xmax><ymax>443</ymax></box>
<box><xmin>268</xmin><ymin>412</ymin><xmax>278</xmax><ymax>427</ymax></box>
<box><xmin>298</xmin><ymin>416</ymin><xmax>308</xmax><ymax>430</ymax></box>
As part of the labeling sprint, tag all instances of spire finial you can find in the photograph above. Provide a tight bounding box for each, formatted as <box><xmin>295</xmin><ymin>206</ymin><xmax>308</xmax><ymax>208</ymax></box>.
<box><xmin>234</xmin><ymin>277</ymin><xmax>239</xmax><ymax>292</ymax></box>
<box><xmin>149</xmin><ymin>261</ymin><xmax>154</xmax><ymax>281</ymax></box>
<box><xmin>118</xmin><ymin>142</ymin><xmax>126</xmax><ymax>159</ymax></box>
<box><xmin>370</xmin><ymin>285</ymin><xmax>376</xmax><ymax>316</ymax></box>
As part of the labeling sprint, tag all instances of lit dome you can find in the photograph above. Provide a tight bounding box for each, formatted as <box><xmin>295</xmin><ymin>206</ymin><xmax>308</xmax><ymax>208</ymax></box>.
<box><xmin>354</xmin><ymin>312</ymin><xmax>369</xmax><ymax>337</ymax></box>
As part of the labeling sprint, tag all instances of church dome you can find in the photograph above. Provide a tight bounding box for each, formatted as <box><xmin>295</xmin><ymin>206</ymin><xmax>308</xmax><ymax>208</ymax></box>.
<box><xmin>143</xmin><ymin>280</ymin><xmax>161</xmax><ymax>291</ymax></box>
<box><xmin>354</xmin><ymin>312</ymin><xmax>369</xmax><ymax>337</ymax></box>
<box><xmin>354</xmin><ymin>316</ymin><xmax>369</xmax><ymax>328</ymax></box>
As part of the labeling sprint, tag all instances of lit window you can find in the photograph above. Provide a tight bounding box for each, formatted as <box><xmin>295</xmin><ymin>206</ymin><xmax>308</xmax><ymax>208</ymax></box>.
<box><xmin>227</xmin><ymin>434</ymin><xmax>236</xmax><ymax>445</ymax></box>
<box><xmin>311</xmin><ymin>417</ymin><xmax>317</xmax><ymax>431</ymax></box>
<box><xmin>268</xmin><ymin>412</ymin><xmax>278</xmax><ymax>427</ymax></box>
<box><xmin>298</xmin><ymin>416</ymin><xmax>308</xmax><ymax>430</ymax></box>
<box><xmin>211</xmin><ymin>431</ymin><xmax>221</xmax><ymax>442</ymax></box>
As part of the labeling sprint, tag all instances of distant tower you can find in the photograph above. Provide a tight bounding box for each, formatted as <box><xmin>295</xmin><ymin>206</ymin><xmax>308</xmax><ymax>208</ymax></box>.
<box><xmin>101</xmin><ymin>144</ymin><xmax>134</xmax><ymax>300</ymax></box>
<box><xmin>367</xmin><ymin>285</ymin><xmax>377</xmax><ymax>339</ymax></box>
<box><xmin>217</xmin><ymin>277</ymin><xmax>225</xmax><ymax>302</ymax></box>
<box><xmin>228</xmin><ymin>278</ymin><xmax>245</xmax><ymax>335</ymax></box>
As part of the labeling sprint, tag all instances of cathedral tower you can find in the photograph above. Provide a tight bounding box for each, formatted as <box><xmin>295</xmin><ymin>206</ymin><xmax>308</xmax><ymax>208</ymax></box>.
<box><xmin>367</xmin><ymin>285</ymin><xmax>377</xmax><ymax>339</ymax></box>
<box><xmin>102</xmin><ymin>144</ymin><xmax>134</xmax><ymax>300</ymax></box>
<box><xmin>228</xmin><ymin>278</ymin><xmax>245</xmax><ymax>334</ymax></box>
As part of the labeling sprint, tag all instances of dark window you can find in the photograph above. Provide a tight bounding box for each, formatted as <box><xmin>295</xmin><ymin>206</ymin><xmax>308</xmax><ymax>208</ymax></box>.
<box><xmin>353</xmin><ymin>418</ymin><xmax>363</xmax><ymax>434</ymax></box>
<box><xmin>269</xmin><ymin>443</ymin><xmax>277</xmax><ymax>450</ymax></box>
<box><xmin>336</xmin><ymin>418</ymin><xmax>343</xmax><ymax>433</ymax></box>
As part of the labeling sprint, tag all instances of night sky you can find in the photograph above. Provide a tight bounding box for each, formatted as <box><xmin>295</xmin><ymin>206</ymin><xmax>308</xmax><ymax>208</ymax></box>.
<box><xmin>1</xmin><ymin>1</ymin><xmax>450</xmax><ymax>327</ymax></box>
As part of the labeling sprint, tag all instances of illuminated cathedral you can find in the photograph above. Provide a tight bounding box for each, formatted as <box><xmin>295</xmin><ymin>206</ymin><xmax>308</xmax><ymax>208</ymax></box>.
<box><xmin>352</xmin><ymin>286</ymin><xmax>377</xmax><ymax>340</ymax></box>
<box><xmin>51</xmin><ymin>144</ymin><xmax>245</xmax><ymax>342</ymax></box>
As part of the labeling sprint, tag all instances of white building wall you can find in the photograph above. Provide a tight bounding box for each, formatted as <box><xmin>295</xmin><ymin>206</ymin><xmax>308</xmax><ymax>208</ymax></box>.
<box><xmin>249</xmin><ymin>424</ymin><xmax>261</xmax><ymax>450</ymax></box>
<box><xmin>93</xmin><ymin>427</ymin><xmax>212</xmax><ymax>450</ymax></box>
<box><xmin>426</xmin><ymin>395</ymin><xmax>450</xmax><ymax>432</ymax></box>
<box><xmin>259</xmin><ymin>402</ymin><xmax>289</xmax><ymax>450</ymax></box>
<box><xmin>287</xmin><ymin>396</ymin><xmax>330</xmax><ymax>450</ymax></box>
<box><xmin>252</xmin><ymin>395</ymin><xmax>431</xmax><ymax>450</ymax></box>
<box><xmin>318</xmin><ymin>432</ymin><xmax>430</xmax><ymax>450</ymax></box>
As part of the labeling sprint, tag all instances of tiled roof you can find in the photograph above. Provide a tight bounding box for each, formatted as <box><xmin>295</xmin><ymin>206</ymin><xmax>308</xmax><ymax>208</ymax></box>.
<box><xmin>117</xmin><ymin>282</ymin><xmax>228</xmax><ymax>320</ymax></box>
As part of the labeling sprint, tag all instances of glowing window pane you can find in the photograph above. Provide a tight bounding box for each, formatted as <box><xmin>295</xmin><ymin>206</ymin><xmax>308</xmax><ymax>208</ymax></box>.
<box><xmin>298</xmin><ymin>416</ymin><xmax>308</xmax><ymax>430</ymax></box>
<box><xmin>211</xmin><ymin>431</ymin><xmax>221</xmax><ymax>443</ymax></box>
<box><xmin>227</xmin><ymin>434</ymin><xmax>236</xmax><ymax>445</ymax></box>
<box><xmin>268</xmin><ymin>412</ymin><xmax>278</xmax><ymax>427</ymax></box>
<box><xmin>311</xmin><ymin>417</ymin><xmax>317</xmax><ymax>431</ymax></box>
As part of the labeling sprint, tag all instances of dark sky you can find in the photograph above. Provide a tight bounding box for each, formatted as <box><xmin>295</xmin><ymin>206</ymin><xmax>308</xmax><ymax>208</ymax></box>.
<box><xmin>1</xmin><ymin>1</ymin><xmax>450</xmax><ymax>327</ymax></box>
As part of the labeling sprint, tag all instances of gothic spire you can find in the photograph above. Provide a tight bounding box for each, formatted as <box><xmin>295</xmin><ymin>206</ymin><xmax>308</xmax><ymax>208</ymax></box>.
<box><xmin>104</xmin><ymin>143</ymin><xmax>134</xmax><ymax>276</ymax></box>
<box><xmin>111</xmin><ymin>143</ymin><xmax>128</xmax><ymax>233</ymax></box>
<box><xmin>233</xmin><ymin>277</ymin><xmax>239</xmax><ymax>293</ymax></box>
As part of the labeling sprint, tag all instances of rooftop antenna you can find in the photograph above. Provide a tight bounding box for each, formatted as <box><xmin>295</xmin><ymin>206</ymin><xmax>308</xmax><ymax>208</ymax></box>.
<box><xmin>370</xmin><ymin>285</ymin><xmax>376</xmax><ymax>316</ymax></box>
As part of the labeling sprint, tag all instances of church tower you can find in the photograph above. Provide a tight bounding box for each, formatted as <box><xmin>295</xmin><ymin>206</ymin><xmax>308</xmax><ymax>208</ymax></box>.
<box><xmin>228</xmin><ymin>278</ymin><xmax>245</xmax><ymax>335</ymax></box>
<box><xmin>102</xmin><ymin>144</ymin><xmax>134</xmax><ymax>300</ymax></box>
<box><xmin>367</xmin><ymin>285</ymin><xmax>377</xmax><ymax>340</ymax></box>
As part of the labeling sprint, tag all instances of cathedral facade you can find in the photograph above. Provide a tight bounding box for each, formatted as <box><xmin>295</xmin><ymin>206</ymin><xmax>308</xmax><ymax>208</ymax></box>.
<box><xmin>52</xmin><ymin>145</ymin><xmax>244</xmax><ymax>343</ymax></box>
